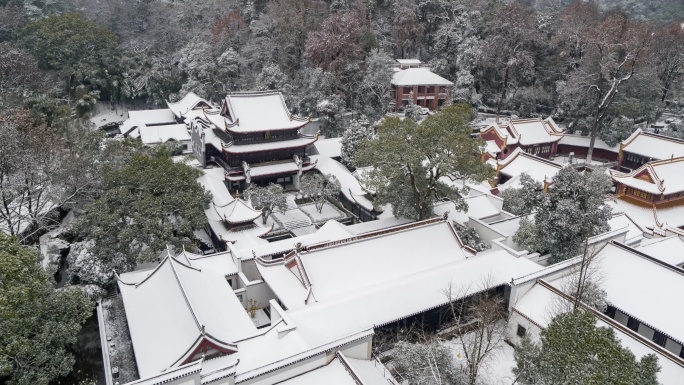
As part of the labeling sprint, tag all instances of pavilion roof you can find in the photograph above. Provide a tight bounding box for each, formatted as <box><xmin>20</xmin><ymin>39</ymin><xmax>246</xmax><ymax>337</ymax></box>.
<box><xmin>507</xmin><ymin>117</ymin><xmax>564</xmax><ymax>146</ymax></box>
<box><xmin>222</xmin><ymin>92</ymin><xmax>309</xmax><ymax>133</ymax></box>
<box><xmin>167</xmin><ymin>92</ymin><xmax>214</xmax><ymax>119</ymax></box>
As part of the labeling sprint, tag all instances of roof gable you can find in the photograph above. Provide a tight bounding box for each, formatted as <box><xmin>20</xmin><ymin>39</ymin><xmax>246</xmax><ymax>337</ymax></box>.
<box><xmin>118</xmin><ymin>255</ymin><xmax>256</xmax><ymax>377</ymax></box>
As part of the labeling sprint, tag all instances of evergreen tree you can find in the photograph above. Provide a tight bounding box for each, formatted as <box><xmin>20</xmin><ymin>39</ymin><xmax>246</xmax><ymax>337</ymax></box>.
<box><xmin>514</xmin><ymin>311</ymin><xmax>660</xmax><ymax>385</ymax></box>
<box><xmin>355</xmin><ymin>104</ymin><xmax>494</xmax><ymax>220</ymax></box>
<box><xmin>500</xmin><ymin>173</ymin><xmax>543</xmax><ymax>215</ymax></box>
<box><xmin>513</xmin><ymin>167</ymin><xmax>612</xmax><ymax>263</ymax></box>
<box><xmin>73</xmin><ymin>147</ymin><xmax>211</xmax><ymax>285</ymax></box>
<box><xmin>0</xmin><ymin>233</ymin><xmax>93</xmax><ymax>385</ymax></box>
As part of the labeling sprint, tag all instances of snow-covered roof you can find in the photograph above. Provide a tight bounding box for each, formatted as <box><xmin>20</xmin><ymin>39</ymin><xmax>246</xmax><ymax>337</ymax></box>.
<box><xmin>257</xmin><ymin>219</ymin><xmax>520</xmax><ymax>314</ymax></box>
<box><xmin>396</xmin><ymin>59</ymin><xmax>422</xmax><ymax>65</ymax></box>
<box><xmin>284</xmin><ymin>246</ymin><xmax>541</xmax><ymax>345</ymax></box>
<box><xmin>344</xmin><ymin>216</ymin><xmax>413</xmax><ymax>235</ymax></box>
<box><xmin>119</xmin><ymin>119</ymin><xmax>144</xmax><ymax>135</ymax></box>
<box><xmin>558</xmin><ymin>134</ymin><xmax>619</xmax><ymax>152</ymax></box>
<box><xmin>139</xmin><ymin>124</ymin><xmax>191</xmax><ymax>145</ymax></box>
<box><xmin>167</xmin><ymin>92</ymin><xmax>213</xmax><ymax>119</ymax></box>
<box><xmin>198</xmin><ymin>168</ymin><xmax>271</xmax><ymax>247</ymax></box>
<box><xmin>513</xmin><ymin>281</ymin><xmax>684</xmax><ymax>385</ymax></box>
<box><xmin>117</xmin><ymin>255</ymin><xmax>256</xmax><ymax>378</ymax></box>
<box><xmin>497</xmin><ymin>147</ymin><xmax>561</xmax><ymax>190</ymax></box>
<box><xmin>636</xmin><ymin>236</ymin><xmax>684</xmax><ymax>267</ymax></box>
<box><xmin>175</xmin><ymin>250</ymin><xmax>239</xmax><ymax>277</ymax></box>
<box><xmin>310</xmin><ymin>155</ymin><xmax>375</xmax><ymax>211</ymax></box>
<box><xmin>484</xmin><ymin>140</ymin><xmax>501</xmax><ymax>157</ymax></box>
<box><xmin>277</xmin><ymin>352</ymin><xmax>389</xmax><ymax>385</ymax></box>
<box><xmin>128</xmin><ymin>109</ymin><xmax>177</xmax><ymax>126</ymax></box>
<box><xmin>595</xmin><ymin>242</ymin><xmax>684</xmax><ymax>345</ymax></box>
<box><xmin>610</xmin><ymin>156</ymin><xmax>684</xmax><ymax>195</ymax></box>
<box><xmin>507</xmin><ymin>117</ymin><xmax>564</xmax><ymax>146</ymax></box>
<box><xmin>391</xmin><ymin>67</ymin><xmax>454</xmax><ymax>86</ymax></box>
<box><xmin>222</xmin><ymin>92</ymin><xmax>309</xmax><ymax>133</ymax></box>
<box><xmin>608</xmin><ymin>197</ymin><xmax>684</xmax><ymax>230</ymax></box>
<box><xmin>606</xmin><ymin>213</ymin><xmax>644</xmax><ymax>246</ymax></box>
<box><xmin>207</xmin><ymin>199</ymin><xmax>262</xmax><ymax>225</ymax></box>
<box><xmin>313</xmin><ymin>137</ymin><xmax>342</xmax><ymax>159</ymax></box>
<box><xmin>433</xmin><ymin>194</ymin><xmax>503</xmax><ymax>225</ymax></box>
<box><xmin>620</xmin><ymin>128</ymin><xmax>684</xmax><ymax>160</ymax></box>
<box><xmin>240</xmin><ymin>220</ymin><xmax>355</xmax><ymax>260</ymax></box>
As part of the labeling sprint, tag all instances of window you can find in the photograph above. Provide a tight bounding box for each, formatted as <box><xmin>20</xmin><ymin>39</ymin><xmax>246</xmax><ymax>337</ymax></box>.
<box><xmin>516</xmin><ymin>325</ymin><xmax>527</xmax><ymax>338</ymax></box>
<box><xmin>264</xmin><ymin>131</ymin><xmax>271</xmax><ymax>140</ymax></box>
<box><xmin>237</xmin><ymin>294</ymin><xmax>243</xmax><ymax>303</ymax></box>
<box><xmin>652</xmin><ymin>331</ymin><xmax>667</xmax><ymax>347</ymax></box>
<box><xmin>605</xmin><ymin>305</ymin><xmax>617</xmax><ymax>319</ymax></box>
<box><xmin>403</xmin><ymin>87</ymin><xmax>412</xmax><ymax>94</ymax></box>
<box><xmin>680</xmin><ymin>345</ymin><xmax>684</xmax><ymax>359</ymax></box>
<box><xmin>627</xmin><ymin>316</ymin><xmax>640</xmax><ymax>332</ymax></box>
<box><xmin>226</xmin><ymin>278</ymin><xmax>233</xmax><ymax>287</ymax></box>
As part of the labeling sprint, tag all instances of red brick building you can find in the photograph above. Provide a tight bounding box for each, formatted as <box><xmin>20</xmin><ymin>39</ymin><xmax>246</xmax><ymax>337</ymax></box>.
<box><xmin>390</xmin><ymin>59</ymin><xmax>453</xmax><ymax>111</ymax></box>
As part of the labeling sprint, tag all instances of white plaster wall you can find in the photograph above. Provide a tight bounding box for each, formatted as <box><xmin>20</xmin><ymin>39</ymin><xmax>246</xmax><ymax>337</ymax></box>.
<box><xmin>638</xmin><ymin>324</ymin><xmax>655</xmax><ymax>340</ymax></box>
<box><xmin>245</xmin><ymin>280</ymin><xmax>275</xmax><ymax>311</ymax></box>
<box><xmin>506</xmin><ymin>312</ymin><xmax>542</xmax><ymax>346</ymax></box>
<box><xmin>341</xmin><ymin>338</ymin><xmax>372</xmax><ymax>359</ymax></box>
<box><xmin>241</xmin><ymin>260</ymin><xmax>261</xmax><ymax>281</ymax></box>
<box><xmin>664</xmin><ymin>339</ymin><xmax>682</xmax><ymax>356</ymax></box>
<box><xmin>614</xmin><ymin>310</ymin><xmax>629</xmax><ymax>326</ymax></box>
<box><xmin>468</xmin><ymin>217</ymin><xmax>506</xmax><ymax>244</ymax></box>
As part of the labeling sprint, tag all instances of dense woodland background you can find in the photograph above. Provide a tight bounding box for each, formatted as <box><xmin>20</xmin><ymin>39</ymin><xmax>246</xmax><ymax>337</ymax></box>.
<box><xmin>2</xmin><ymin>0</ymin><xmax>684</xmax><ymax>141</ymax></box>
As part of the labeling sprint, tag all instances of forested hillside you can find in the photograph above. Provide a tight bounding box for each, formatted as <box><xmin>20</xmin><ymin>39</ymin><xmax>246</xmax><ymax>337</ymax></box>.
<box><xmin>2</xmin><ymin>0</ymin><xmax>684</xmax><ymax>140</ymax></box>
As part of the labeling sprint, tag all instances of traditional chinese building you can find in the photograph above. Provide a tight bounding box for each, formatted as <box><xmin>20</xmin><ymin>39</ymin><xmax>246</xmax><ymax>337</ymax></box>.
<box><xmin>493</xmin><ymin>147</ymin><xmax>561</xmax><ymax>194</ymax></box>
<box><xmin>617</xmin><ymin>128</ymin><xmax>684</xmax><ymax>171</ymax></box>
<box><xmin>480</xmin><ymin>117</ymin><xmax>564</xmax><ymax>161</ymax></box>
<box><xmin>390</xmin><ymin>59</ymin><xmax>453</xmax><ymax>111</ymax></box>
<box><xmin>183</xmin><ymin>91</ymin><xmax>318</xmax><ymax>191</ymax></box>
<box><xmin>611</xmin><ymin>156</ymin><xmax>684</xmax><ymax>209</ymax></box>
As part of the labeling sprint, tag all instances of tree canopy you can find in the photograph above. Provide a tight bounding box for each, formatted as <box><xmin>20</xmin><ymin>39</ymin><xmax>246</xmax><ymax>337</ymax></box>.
<box><xmin>355</xmin><ymin>104</ymin><xmax>494</xmax><ymax>220</ymax></box>
<box><xmin>514</xmin><ymin>311</ymin><xmax>660</xmax><ymax>385</ymax></box>
<box><xmin>513</xmin><ymin>167</ymin><xmax>612</xmax><ymax>263</ymax></box>
<box><xmin>245</xmin><ymin>183</ymin><xmax>288</xmax><ymax>225</ymax></box>
<box><xmin>72</xmin><ymin>148</ymin><xmax>211</xmax><ymax>285</ymax></box>
<box><xmin>18</xmin><ymin>13</ymin><xmax>119</xmax><ymax>98</ymax></box>
<box><xmin>0</xmin><ymin>233</ymin><xmax>93</xmax><ymax>385</ymax></box>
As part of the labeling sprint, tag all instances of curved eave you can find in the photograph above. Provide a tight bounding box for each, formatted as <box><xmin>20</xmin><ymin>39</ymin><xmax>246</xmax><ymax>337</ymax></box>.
<box><xmin>223</xmin><ymin>137</ymin><xmax>317</xmax><ymax>155</ymax></box>
<box><xmin>223</xmin><ymin>121</ymin><xmax>309</xmax><ymax>135</ymax></box>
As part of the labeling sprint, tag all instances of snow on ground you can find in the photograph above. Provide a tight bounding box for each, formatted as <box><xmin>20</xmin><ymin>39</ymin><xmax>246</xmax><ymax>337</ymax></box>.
<box><xmin>299</xmin><ymin>202</ymin><xmax>345</xmax><ymax>223</ymax></box>
<box><xmin>441</xmin><ymin>329</ymin><xmax>517</xmax><ymax>385</ymax></box>
<box><xmin>90</xmin><ymin>102</ymin><xmax>129</xmax><ymax>129</ymax></box>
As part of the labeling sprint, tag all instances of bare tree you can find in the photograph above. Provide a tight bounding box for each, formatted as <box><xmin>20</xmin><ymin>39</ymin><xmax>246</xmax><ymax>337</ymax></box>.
<box><xmin>443</xmin><ymin>279</ymin><xmax>508</xmax><ymax>385</ymax></box>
